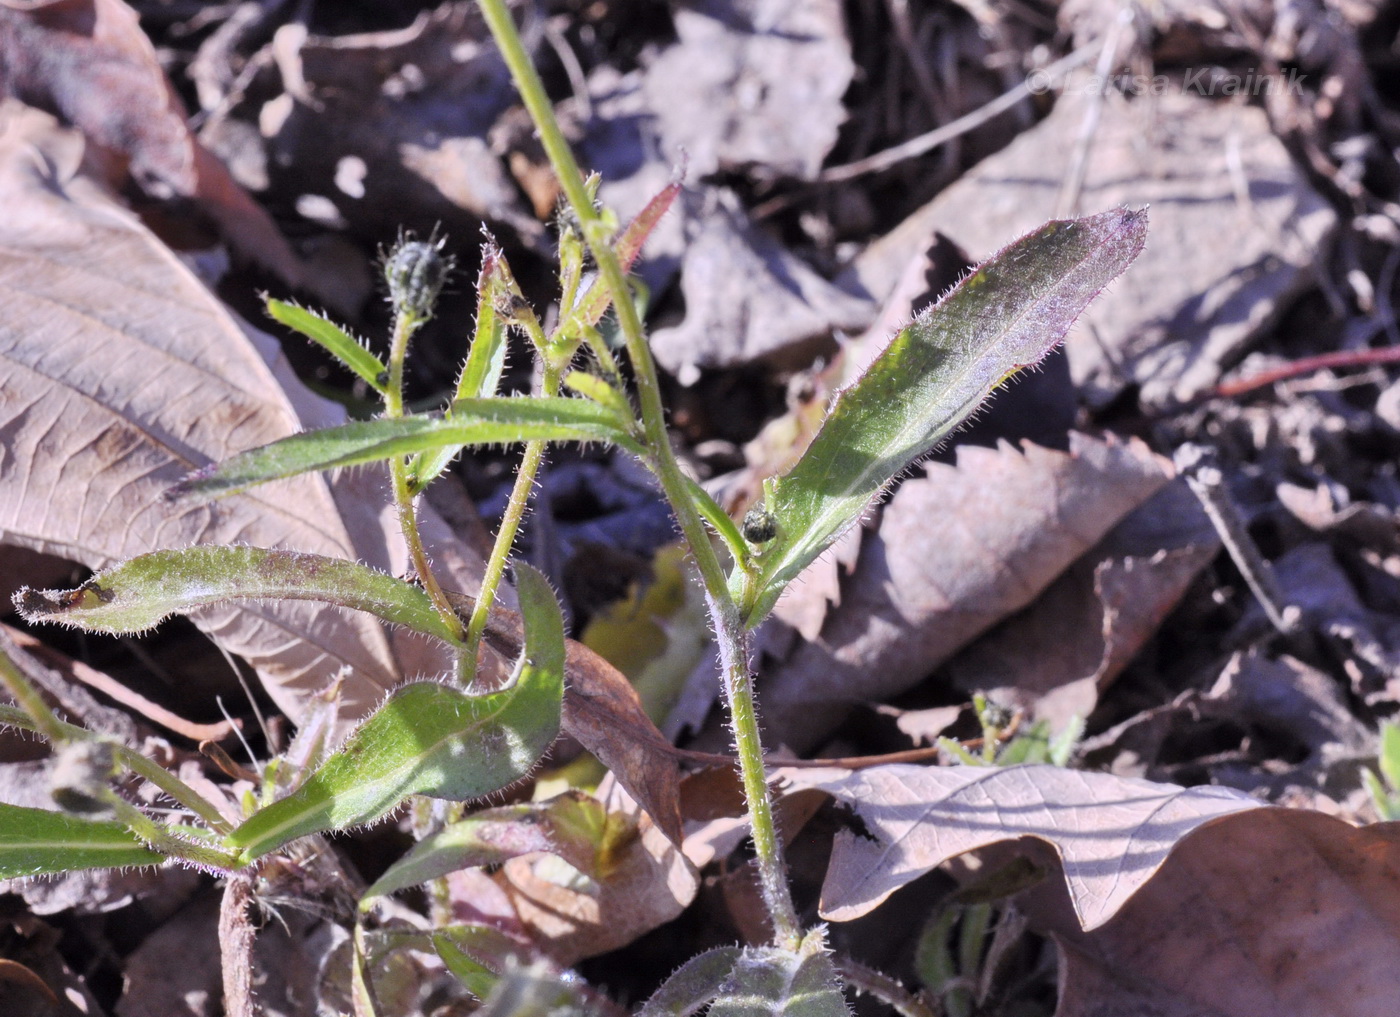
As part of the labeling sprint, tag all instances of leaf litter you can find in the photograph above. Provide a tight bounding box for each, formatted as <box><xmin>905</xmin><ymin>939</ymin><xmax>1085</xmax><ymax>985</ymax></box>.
<box><xmin>4</xmin><ymin>0</ymin><xmax>1400</xmax><ymax>1013</ymax></box>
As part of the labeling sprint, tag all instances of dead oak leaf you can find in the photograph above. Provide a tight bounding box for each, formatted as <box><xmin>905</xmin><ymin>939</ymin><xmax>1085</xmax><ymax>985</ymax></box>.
<box><xmin>496</xmin><ymin>790</ymin><xmax>698</xmax><ymax>966</ymax></box>
<box><xmin>774</xmin><ymin>763</ymin><xmax>1264</xmax><ymax>927</ymax></box>
<box><xmin>1033</xmin><ymin>808</ymin><xmax>1400</xmax><ymax>1016</ymax></box>
<box><xmin>759</xmin><ymin>433</ymin><xmax>1172</xmax><ymax>751</ymax></box>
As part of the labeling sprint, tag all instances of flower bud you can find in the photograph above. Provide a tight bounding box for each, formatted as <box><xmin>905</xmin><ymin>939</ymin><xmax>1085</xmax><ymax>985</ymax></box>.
<box><xmin>385</xmin><ymin>233</ymin><xmax>453</xmax><ymax>320</ymax></box>
<box><xmin>742</xmin><ymin>505</ymin><xmax>778</xmax><ymax>545</ymax></box>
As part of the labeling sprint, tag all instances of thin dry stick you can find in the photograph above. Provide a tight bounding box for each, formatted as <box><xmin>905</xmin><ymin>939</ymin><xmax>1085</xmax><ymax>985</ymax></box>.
<box><xmin>1174</xmin><ymin>443</ymin><xmax>1298</xmax><ymax>637</ymax></box>
<box><xmin>819</xmin><ymin>45</ymin><xmax>1096</xmax><ymax>184</ymax></box>
<box><xmin>1211</xmin><ymin>336</ymin><xmax>1400</xmax><ymax>398</ymax></box>
<box><xmin>1055</xmin><ymin>3</ymin><xmax>1133</xmax><ymax>218</ymax></box>
<box><xmin>3</xmin><ymin>627</ymin><xmax>237</xmax><ymax>742</ymax></box>
<box><xmin>220</xmin><ymin>872</ymin><xmax>260</xmax><ymax>1017</ymax></box>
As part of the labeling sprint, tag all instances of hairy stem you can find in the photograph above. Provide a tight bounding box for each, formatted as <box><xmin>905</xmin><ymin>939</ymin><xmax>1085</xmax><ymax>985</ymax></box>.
<box><xmin>0</xmin><ymin>690</ymin><xmax>233</xmax><ymax>834</ymax></box>
<box><xmin>384</xmin><ymin>309</ymin><xmax>469</xmax><ymax>679</ymax></box>
<box><xmin>101</xmin><ymin>788</ymin><xmax>241</xmax><ymax>869</ymax></box>
<box><xmin>220</xmin><ymin>873</ymin><xmax>260</xmax><ymax>1017</ymax></box>
<box><xmin>0</xmin><ymin>642</ymin><xmax>65</xmax><ymax>743</ymax></box>
<box><xmin>464</xmin><ymin>361</ymin><xmax>565</xmax><ymax>669</ymax></box>
<box><xmin>478</xmin><ymin>0</ymin><xmax>800</xmax><ymax>947</ymax></box>
<box><xmin>710</xmin><ymin>597</ymin><xmax>800</xmax><ymax>945</ymax></box>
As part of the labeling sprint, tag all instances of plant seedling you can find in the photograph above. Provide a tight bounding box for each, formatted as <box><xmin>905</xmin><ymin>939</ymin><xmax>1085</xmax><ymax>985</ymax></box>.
<box><xmin>0</xmin><ymin>0</ymin><xmax>1147</xmax><ymax>1010</ymax></box>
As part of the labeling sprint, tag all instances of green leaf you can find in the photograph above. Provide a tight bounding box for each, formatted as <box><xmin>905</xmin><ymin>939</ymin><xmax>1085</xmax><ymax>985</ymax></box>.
<box><xmin>432</xmin><ymin>929</ymin><xmax>505</xmax><ymax>1000</ymax></box>
<box><xmin>638</xmin><ymin>947</ymin><xmax>743</xmax><ymax>1017</ymax></box>
<box><xmin>0</xmin><ymin>803</ymin><xmax>164</xmax><ymax>877</ymax></box>
<box><xmin>686</xmin><ymin>477</ymin><xmax>751</xmax><ymax>569</ymax></box>
<box><xmin>361</xmin><ymin>801</ymin><xmax>554</xmax><ymax>904</ymax></box>
<box><xmin>709</xmin><ymin>932</ymin><xmax>850</xmax><ymax>1017</ymax></box>
<box><xmin>1379</xmin><ymin>720</ymin><xmax>1400</xmax><ymax>791</ymax></box>
<box><xmin>1362</xmin><ymin>769</ymin><xmax>1399</xmax><ymax>822</ymax></box>
<box><xmin>170</xmin><ymin>397</ymin><xmax>641</xmax><ymax>500</ymax></box>
<box><xmin>359</xmin><ymin>925</ymin><xmax>514</xmax><ymax>1001</ymax></box>
<box><xmin>572</xmin><ymin>180</ymin><xmax>679</xmax><ymax>328</ymax></box>
<box><xmin>563</xmin><ymin>369</ymin><xmax>635</xmax><ymax>424</ymax></box>
<box><xmin>739</xmin><ymin>208</ymin><xmax>1148</xmax><ymax>624</ymax></box>
<box><xmin>409</xmin><ymin>247</ymin><xmax>513</xmax><ymax>488</ymax></box>
<box><xmin>475</xmin><ymin>962</ymin><xmax>592</xmax><ymax>1017</ymax></box>
<box><xmin>14</xmin><ymin>546</ymin><xmax>460</xmax><ymax>646</ymax></box>
<box><xmin>224</xmin><ymin>563</ymin><xmax>564</xmax><ymax>862</ymax></box>
<box><xmin>267</xmin><ymin>299</ymin><xmax>388</xmax><ymax>395</ymax></box>
<box><xmin>362</xmin><ymin>790</ymin><xmax>631</xmax><ymax>905</ymax></box>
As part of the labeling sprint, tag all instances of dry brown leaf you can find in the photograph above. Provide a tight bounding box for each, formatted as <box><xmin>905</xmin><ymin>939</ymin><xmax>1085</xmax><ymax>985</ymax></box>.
<box><xmin>944</xmin><ymin>478</ymin><xmax>1219</xmax><ymax>726</ymax></box>
<box><xmin>1277</xmin><ymin>480</ymin><xmax>1400</xmax><ymax>553</ymax></box>
<box><xmin>0</xmin><ymin>0</ymin><xmax>302</xmax><ymax>285</ymax></box>
<box><xmin>1026</xmin><ymin>809</ymin><xmax>1400</xmax><ymax>1016</ymax></box>
<box><xmin>759</xmin><ymin>434</ymin><xmax>1173</xmax><ymax>750</ymax></box>
<box><xmin>116</xmin><ymin>889</ymin><xmax>329</xmax><ymax>1017</ymax></box>
<box><xmin>0</xmin><ymin>913</ymin><xmax>104</xmax><ymax>1017</ymax></box>
<box><xmin>481</xmin><ymin>602</ymin><xmax>685</xmax><ymax>845</ymax></box>
<box><xmin>774</xmin><ymin>763</ymin><xmax>1264</xmax><ymax>926</ymax></box>
<box><xmin>640</xmin><ymin>0</ymin><xmax>853</xmax><ymax>180</ymax></box>
<box><xmin>844</xmin><ymin>84</ymin><xmax>1337</xmax><ymax>408</ymax></box>
<box><xmin>498</xmin><ymin>788</ymin><xmax>698</xmax><ymax>966</ymax></box>
<box><xmin>0</xmin><ymin>101</ymin><xmax>482</xmax><ymax>723</ymax></box>
<box><xmin>649</xmin><ymin>188</ymin><xmax>873</xmax><ymax>383</ymax></box>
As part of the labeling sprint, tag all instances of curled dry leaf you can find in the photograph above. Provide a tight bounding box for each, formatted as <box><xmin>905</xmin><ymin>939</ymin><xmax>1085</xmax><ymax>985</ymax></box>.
<box><xmin>496</xmin><ymin>790</ymin><xmax>699</xmax><ymax>966</ymax></box>
<box><xmin>0</xmin><ymin>0</ymin><xmax>302</xmax><ymax>284</ymax></box>
<box><xmin>649</xmin><ymin>188</ymin><xmax>873</xmax><ymax>383</ymax></box>
<box><xmin>253</xmin><ymin>3</ymin><xmax>536</xmax><ymax>243</ymax></box>
<box><xmin>0</xmin><ymin>102</ymin><xmax>482</xmax><ymax>724</ymax></box>
<box><xmin>642</xmin><ymin>0</ymin><xmax>853</xmax><ymax>180</ymax></box>
<box><xmin>1027</xmin><ymin>808</ymin><xmax>1400</xmax><ymax>1016</ymax></box>
<box><xmin>774</xmin><ymin>763</ymin><xmax>1264</xmax><ymax>927</ymax></box>
<box><xmin>760</xmin><ymin>433</ymin><xmax>1173</xmax><ymax>750</ymax></box>
<box><xmin>944</xmin><ymin>477</ymin><xmax>1219</xmax><ymax>726</ymax></box>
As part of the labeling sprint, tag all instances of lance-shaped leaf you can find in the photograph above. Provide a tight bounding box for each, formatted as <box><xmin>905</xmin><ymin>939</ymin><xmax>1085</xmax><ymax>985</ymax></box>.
<box><xmin>572</xmin><ymin>180</ymin><xmax>680</xmax><ymax>328</ymax></box>
<box><xmin>0</xmin><ymin>803</ymin><xmax>165</xmax><ymax>877</ymax></box>
<box><xmin>409</xmin><ymin>246</ymin><xmax>513</xmax><ymax>489</ymax></box>
<box><xmin>361</xmin><ymin>800</ymin><xmax>558</xmax><ymax>904</ymax></box>
<box><xmin>266</xmin><ymin>299</ymin><xmax>388</xmax><ymax>395</ymax></box>
<box><xmin>170</xmin><ymin>397</ymin><xmax>642</xmax><ymax>501</ymax></box>
<box><xmin>13</xmin><ymin>546</ymin><xmax>461</xmax><ymax>646</ymax></box>
<box><xmin>639</xmin><ymin>947</ymin><xmax>744</xmax><ymax>1017</ymax></box>
<box><xmin>433</xmin><ymin>934</ymin><xmax>503</xmax><ymax>1002</ymax></box>
<box><xmin>223</xmin><ymin>563</ymin><xmax>564</xmax><ymax>863</ymax></box>
<box><xmin>739</xmin><ymin>208</ymin><xmax>1149</xmax><ymax>625</ymax></box>
<box><xmin>358</xmin><ymin>925</ymin><xmax>518</xmax><ymax>1002</ymax></box>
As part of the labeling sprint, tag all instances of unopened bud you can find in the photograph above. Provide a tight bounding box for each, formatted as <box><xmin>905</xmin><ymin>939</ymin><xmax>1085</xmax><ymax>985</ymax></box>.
<box><xmin>385</xmin><ymin>232</ymin><xmax>453</xmax><ymax>320</ymax></box>
<box><xmin>51</xmin><ymin>740</ymin><xmax>117</xmax><ymax>815</ymax></box>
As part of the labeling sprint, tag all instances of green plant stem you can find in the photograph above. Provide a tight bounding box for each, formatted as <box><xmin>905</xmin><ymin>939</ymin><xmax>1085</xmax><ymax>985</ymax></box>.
<box><xmin>709</xmin><ymin>598</ymin><xmax>799</xmax><ymax>947</ymax></box>
<box><xmin>0</xmin><ymin>643</ymin><xmax>66</xmax><ymax>742</ymax></box>
<box><xmin>99</xmin><ymin>788</ymin><xmax>241</xmax><ymax>870</ymax></box>
<box><xmin>0</xmin><ymin>704</ymin><xmax>233</xmax><ymax>833</ymax></box>
<box><xmin>384</xmin><ymin>310</ymin><xmax>469</xmax><ymax>678</ymax></box>
<box><xmin>477</xmin><ymin>0</ymin><xmax>800</xmax><ymax>948</ymax></box>
<box><xmin>463</xmin><ymin>361</ymin><xmax>565</xmax><ymax>669</ymax></box>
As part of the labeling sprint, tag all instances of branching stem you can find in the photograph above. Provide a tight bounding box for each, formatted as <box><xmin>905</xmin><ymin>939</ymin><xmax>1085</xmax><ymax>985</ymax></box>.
<box><xmin>478</xmin><ymin>0</ymin><xmax>801</xmax><ymax>948</ymax></box>
<box><xmin>385</xmin><ymin>309</ymin><xmax>469</xmax><ymax>681</ymax></box>
<box><xmin>0</xmin><ymin>668</ymin><xmax>232</xmax><ymax>833</ymax></box>
<box><xmin>464</xmin><ymin>361</ymin><xmax>565</xmax><ymax>669</ymax></box>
